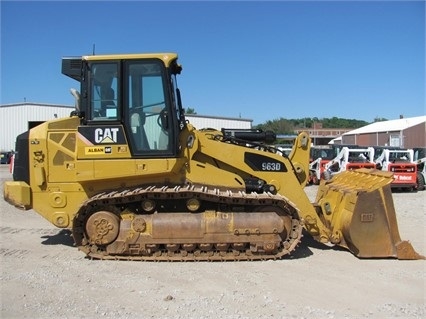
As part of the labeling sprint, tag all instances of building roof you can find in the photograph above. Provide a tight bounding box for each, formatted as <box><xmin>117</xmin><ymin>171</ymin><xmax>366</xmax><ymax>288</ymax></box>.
<box><xmin>185</xmin><ymin>113</ymin><xmax>252</xmax><ymax>122</ymax></box>
<box><xmin>0</xmin><ymin>102</ymin><xmax>74</xmax><ymax>109</ymax></box>
<box><xmin>342</xmin><ymin>115</ymin><xmax>426</xmax><ymax>135</ymax></box>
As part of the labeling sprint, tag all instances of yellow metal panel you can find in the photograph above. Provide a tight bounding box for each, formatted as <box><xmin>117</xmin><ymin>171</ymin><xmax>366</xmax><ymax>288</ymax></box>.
<box><xmin>34</xmin><ymin>166</ymin><xmax>46</xmax><ymax>186</ymax></box>
<box><xmin>31</xmin><ymin>190</ymin><xmax>88</xmax><ymax>229</ymax></box>
<box><xmin>49</xmin><ymin>192</ymin><xmax>67</xmax><ymax>208</ymax></box>
<box><xmin>3</xmin><ymin>181</ymin><xmax>31</xmax><ymax>209</ymax></box>
<box><xmin>52</xmin><ymin>212</ymin><xmax>69</xmax><ymax>228</ymax></box>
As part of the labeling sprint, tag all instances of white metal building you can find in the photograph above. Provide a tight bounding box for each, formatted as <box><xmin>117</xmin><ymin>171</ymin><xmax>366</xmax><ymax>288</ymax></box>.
<box><xmin>340</xmin><ymin>115</ymin><xmax>426</xmax><ymax>148</ymax></box>
<box><xmin>0</xmin><ymin>103</ymin><xmax>75</xmax><ymax>151</ymax></box>
<box><xmin>185</xmin><ymin>114</ymin><xmax>252</xmax><ymax>131</ymax></box>
<box><xmin>0</xmin><ymin>103</ymin><xmax>252</xmax><ymax>151</ymax></box>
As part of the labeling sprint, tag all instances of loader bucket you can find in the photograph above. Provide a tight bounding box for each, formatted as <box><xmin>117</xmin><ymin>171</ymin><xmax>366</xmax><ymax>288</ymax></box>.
<box><xmin>315</xmin><ymin>168</ymin><xmax>424</xmax><ymax>260</ymax></box>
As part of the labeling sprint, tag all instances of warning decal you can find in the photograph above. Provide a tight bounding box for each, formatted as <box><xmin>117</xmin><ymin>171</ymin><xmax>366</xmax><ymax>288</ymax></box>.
<box><xmin>85</xmin><ymin>146</ymin><xmax>112</xmax><ymax>155</ymax></box>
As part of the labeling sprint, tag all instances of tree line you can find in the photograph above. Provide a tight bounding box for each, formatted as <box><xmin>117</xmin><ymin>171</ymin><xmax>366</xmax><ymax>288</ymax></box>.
<box><xmin>184</xmin><ymin>108</ymin><xmax>388</xmax><ymax>135</ymax></box>
<box><xmin>253</xmin><ymin>117</ymin><xmax>386</xmax><ymax>134</ymax></box>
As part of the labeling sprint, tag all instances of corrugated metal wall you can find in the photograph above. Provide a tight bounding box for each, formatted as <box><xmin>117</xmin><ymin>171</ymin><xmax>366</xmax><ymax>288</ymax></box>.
<box><xmin>0</xmin><ymin>103</ymin><xmax>74</xmax><ymax>151</ymax></box>
<box><xmin>185</xmin><ymin>115</ymin><xmax>252</xmax><ymax>131</ymax></box>
<box><xmin>342</xmin><ymin>131</ymin><xmax>401</xmax><ymax>147</ymax></box>
<box><xmin>342</xmin><ymin>125</ymin><xmax>426</xmax><ymax>148</ymax></box>
<box><xmin>404</xmin><ymin>123</ymin><xmax>426</xmax><ymax>148</ymax></box>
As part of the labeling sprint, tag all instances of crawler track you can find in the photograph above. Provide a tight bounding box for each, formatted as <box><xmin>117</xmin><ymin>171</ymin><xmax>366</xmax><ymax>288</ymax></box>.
<box><xmin>72</xmin><ymin>185</ymin><xmax>303</xmax><ymax>261</ymax></box>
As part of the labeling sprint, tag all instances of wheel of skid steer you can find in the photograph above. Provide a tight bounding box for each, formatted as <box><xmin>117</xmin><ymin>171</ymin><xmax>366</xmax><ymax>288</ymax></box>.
<box><xmin>416</xmin><ymin>172</ymin><xmax>425</xmax><ymax>191</ymax></box>
<box><xmin>310</xmin><ymin>175</ymin><xmax>317</xmax><ymax>185</ymax></box>
<box><xmin>314</xmin><ymin>174</ymin><xmax>321</xmax><ymax>185</ymax></box>
<box><xmin>309</xmin><ymin>171</ymin><xmax>318</xmax><ymax>185</ymax></box>
<box><xmin>322</xmin><ymin>170</ymin><xmax>332</xmax><ymax>181</ymax></box>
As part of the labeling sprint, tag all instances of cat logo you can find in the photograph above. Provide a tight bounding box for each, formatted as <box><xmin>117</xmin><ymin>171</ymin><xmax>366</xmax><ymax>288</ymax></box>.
<box><xmin>95</xmin><ymin>128</ymin><xmax>119</xmax><ymax>144</ymax></box>
<box><xmin>78</xmin><ymin>126</ymin><xmax>125</xmax><ymax>145</ymax></box>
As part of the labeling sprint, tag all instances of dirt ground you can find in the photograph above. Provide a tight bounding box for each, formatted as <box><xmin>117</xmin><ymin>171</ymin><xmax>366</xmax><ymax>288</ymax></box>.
<box><xmin>0</xmin><ymin>165</ymin><xmax>424</xmax><ymax>319</ymax></box>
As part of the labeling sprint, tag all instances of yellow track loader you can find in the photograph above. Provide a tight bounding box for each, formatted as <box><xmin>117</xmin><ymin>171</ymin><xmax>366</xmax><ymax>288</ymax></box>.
<box><xmin>3</xmin><ymin>53</ymin><xmax>423</xmax><ymax>260</ymax></box>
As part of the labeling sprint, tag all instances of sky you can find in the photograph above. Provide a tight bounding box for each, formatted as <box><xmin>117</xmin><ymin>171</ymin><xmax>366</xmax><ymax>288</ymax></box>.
<box><xmin>1</xmin><ymin>1</ymin><xmax>425</xmax><ymax>125</ymax></box>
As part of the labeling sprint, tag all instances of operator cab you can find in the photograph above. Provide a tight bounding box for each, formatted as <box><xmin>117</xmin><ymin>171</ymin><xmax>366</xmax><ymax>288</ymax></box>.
<box><xmin>62</xmin><ymin>53</ymin><xmax>185</xmax><ymax>157</ymax></box>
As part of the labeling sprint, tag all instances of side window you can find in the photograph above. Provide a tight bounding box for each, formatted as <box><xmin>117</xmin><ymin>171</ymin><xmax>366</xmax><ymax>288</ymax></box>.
<box><xmin>90</xmin><ymin>63</ymin><xmax>118</xmax><ymax>120</ymax></box>
<box><xmin>171</xmin><ymin>75</ymin><xmax>184</xmax><ymax>130</ymax></box>
<box><xmin>126</xmin><ymin>61</ymin><xmax>171</xmax><ymax>153</ymax></box>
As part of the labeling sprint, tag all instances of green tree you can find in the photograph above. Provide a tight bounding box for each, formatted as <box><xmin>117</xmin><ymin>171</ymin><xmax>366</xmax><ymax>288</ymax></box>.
<box><xmin>254</xmin><ymin>117</ymin><xmax>370</xmax><ymax>133</ymax></box>
<box><xmin>185</xmin><ymin>108</ymin><xmax>197</xmax><ymax>114</ymax></box>
<box><xmin>373</xmin><ymin>117</ymin><xmax>388</xmax><ymax>122</ymax></box>
<box><xmin>255</xmin><ymin>117</ymin><xmax>294</xmax><ymax>134</ymax></box>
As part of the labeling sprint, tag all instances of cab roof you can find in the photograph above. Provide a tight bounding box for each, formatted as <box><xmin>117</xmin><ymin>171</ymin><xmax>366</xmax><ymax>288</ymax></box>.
<box><xmin>82</xmin><ymin>53</ymin><xmax>178</xmax><ymax>66</ymax></box>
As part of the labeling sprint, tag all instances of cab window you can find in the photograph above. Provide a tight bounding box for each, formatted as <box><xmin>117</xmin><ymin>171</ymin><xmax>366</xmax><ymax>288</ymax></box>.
<box><xmin>125</xmin><ymin>60</ymin><xmax>171</xmax><ymax>154</ymax></box>
<box><xmin>90</xmin><ymin>63</ymin><xmax>119</xmax><ymax>120</ymax></box>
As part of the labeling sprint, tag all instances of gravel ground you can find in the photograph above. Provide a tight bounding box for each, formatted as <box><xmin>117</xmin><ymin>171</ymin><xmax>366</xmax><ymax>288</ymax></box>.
<box><xmin>1</xmin><ymin>165</ymin><xmax>425</xmax><ymax>319</ymax></box>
